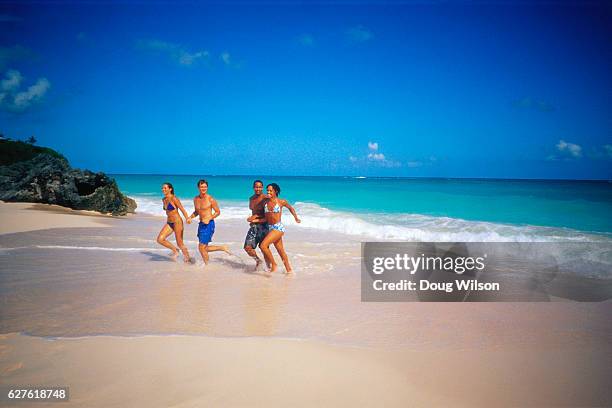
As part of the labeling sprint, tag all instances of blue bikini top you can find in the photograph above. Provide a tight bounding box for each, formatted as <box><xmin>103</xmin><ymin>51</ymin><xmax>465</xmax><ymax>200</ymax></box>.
<box><xmin>265</xmin><ymin>200</ymin><xmax>281</xmax><ymax>213</ymax></box>
<box><xmin>163</xmin><ymin>198</ymin><xmax>176</xmax><ymax>211</ymax></box>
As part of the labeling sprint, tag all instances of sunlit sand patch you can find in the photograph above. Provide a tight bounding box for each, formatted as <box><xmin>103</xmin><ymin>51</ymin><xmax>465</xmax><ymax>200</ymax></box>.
<box><xmin>1</xmin><ymin>361</ymin><xmax>23</xmax><ymax>375</ymax></box>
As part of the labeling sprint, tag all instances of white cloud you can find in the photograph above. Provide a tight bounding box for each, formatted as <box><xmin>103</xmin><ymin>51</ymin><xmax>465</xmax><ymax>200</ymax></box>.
<box><xmin>350</xmin><ymin>141</ymin><xmax>402</xmax><ymax>168</ymax></box>
<box><xmin>346</xmin><ymin>25</ymin><xmax>373</xmax><ymax>42</ymax></box>
<box><xmin>299</xmin><ymin>34</ymin><xmax>314</xmax><ymax>47</ymax></box>
<box><xmin>367</xmin><ymin>152</ymin><xmax>385</xmax><ymax>161</ymax></box>
<box><xmin>1</xmin><ymin>69</ymin><xmax>22</xmax><ymax>92</ymax></box>
<box><xmin>384</xmin><ymin>161</ymin><xmax>402</xmax><ymax>168</ymax></box>
<box><xmin>556</xmin><ymin>140</ymin><xmax>582</xmax><ymax>158</ymax></box>
<box><xmin>180</xmin><ymin>51</ymin><xmax>208</xmax><ymax>65</ymax></box>
<box><xmin>13</xmin><ymin>78</ymin><xmax>50</xmax><ymax>108</ymax></box>
<box><xmin>220</xmin><ymin>52</ymin><xmax>231</xmax><ymax>65</ymax></box>
<box><xmin>0</xmin><ymin>70</ymin><xmax>50</xmax><ymax>112</ymax></box>
<box><xmin>137</xmin><ymin>39</ymin><xmax>209</xmax><ymax>66</ymax></box>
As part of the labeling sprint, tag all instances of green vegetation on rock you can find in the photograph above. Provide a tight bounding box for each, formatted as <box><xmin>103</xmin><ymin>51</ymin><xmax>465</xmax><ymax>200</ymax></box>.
<box><xmin>0</xmin><ymin>140</ymin><xmax>67</xmax><ymax>166</ymax></box>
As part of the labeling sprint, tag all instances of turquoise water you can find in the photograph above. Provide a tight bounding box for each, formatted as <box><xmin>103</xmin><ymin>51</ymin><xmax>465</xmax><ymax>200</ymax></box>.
<box><xmin>113</xmin><ymin>175</ymin><xmax>612</xmax><ymax>240</ymax></box>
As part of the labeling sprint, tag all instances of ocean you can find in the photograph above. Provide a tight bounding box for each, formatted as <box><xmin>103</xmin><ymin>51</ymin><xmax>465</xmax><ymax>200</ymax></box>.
<box><xmin>113</xmin><ymin>175</ymin><xmax>612</xmax><ymax>242</ymax></box>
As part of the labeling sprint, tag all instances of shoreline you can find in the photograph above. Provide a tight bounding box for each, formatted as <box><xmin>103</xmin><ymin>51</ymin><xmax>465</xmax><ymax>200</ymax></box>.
<box><xmin>1</xmin><ymin>201</ymin><xmax>610</xmax><ymax>348</ymax></box>
<box><xmin>130</xmin><ymin>195</ymin><xmax>612</xmax><ymax>242</ymax></box>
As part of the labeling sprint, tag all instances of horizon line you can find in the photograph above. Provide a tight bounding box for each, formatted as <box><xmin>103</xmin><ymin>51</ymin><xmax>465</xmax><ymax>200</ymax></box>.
<box><xmin>107</xmin><ymin>173</ymin><xmax>612</xmax><ymax>182</ymax></box>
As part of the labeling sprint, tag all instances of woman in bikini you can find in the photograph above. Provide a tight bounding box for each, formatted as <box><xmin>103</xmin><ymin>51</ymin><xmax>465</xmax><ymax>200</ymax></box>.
<box><xmin>156</xmin><ymin>182</ymin><xmax>191</xmax><ymax>262</ymax></box>
<box><xmin>259</xmin><ymin>183</ymin><xmax>301</xmax><ymax>274</ymax></box>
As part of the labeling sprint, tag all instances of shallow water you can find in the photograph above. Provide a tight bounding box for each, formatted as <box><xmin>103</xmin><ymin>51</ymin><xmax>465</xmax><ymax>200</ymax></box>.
<box><xmin>1</xmin><ymin>216</ymin><xmax>610</xmax><ymax>350</ymax></box>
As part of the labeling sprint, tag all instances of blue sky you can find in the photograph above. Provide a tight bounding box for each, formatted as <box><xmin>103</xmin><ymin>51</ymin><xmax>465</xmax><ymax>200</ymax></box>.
<box><xmin>1</xmin><ymin>1</ymin><xmax>610</xmax><ymax>179</ymax></box>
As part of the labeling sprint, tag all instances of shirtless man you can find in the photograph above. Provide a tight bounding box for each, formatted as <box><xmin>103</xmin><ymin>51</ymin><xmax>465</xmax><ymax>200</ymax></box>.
<box><xmin>186</xmin><ymin>179</ymin><xmax>230</xmax><ymax>264</ymax></box>
<box><xmin>243</xmin><ymin>180</ymin><xmax>269</xmax><ymax>269</ymax></box>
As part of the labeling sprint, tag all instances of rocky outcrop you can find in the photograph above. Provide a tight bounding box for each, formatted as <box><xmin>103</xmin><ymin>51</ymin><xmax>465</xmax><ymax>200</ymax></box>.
<box><xmin>0</xmin><ymin>153</ymin><xmax>136</xmax><ymax>216</ymax></box>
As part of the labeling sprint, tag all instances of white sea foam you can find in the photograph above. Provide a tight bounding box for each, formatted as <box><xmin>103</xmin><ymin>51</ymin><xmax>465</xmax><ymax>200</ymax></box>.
<box><xmin>131</xmin><ymin>196</ymin><xmax>610</xmax><ymax>243</ymax></box>
<box><xmin>133</xmin><ymin>196</ymin><xmax>250</xmax><ymax>219</ymax></box>
<box><xmin>0</xmin><ymin>245</ymin><xmax>168</xmax><ymax>253</ymax></box>
<box><xmin>36</xmin><ymin>245</ymin><xmax>165</xmax><ymax>252</ymax></box>
<box><xmin>288</xmin><ymin>203</ymin><xmax>609</xmax><ymax>242</ymax></box>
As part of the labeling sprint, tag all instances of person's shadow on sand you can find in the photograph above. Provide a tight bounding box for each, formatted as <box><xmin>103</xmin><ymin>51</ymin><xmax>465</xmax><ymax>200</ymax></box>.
<box><xmin>141</xmin><ymin>251</ymin><xmax>177</xmax><ymax>262</ymax></box>
<box><xmin>217</xmin><ymin>256</ymin><xmax>250</xmax><ymax>271</ymax></box>
<box><xmin>216</xmin><ymin>255</ymin><xmax>271</xmax><ymax>277</ymax></box>
<box><xmin>141</xmin><ymin>250</ymin><xmax>271</xmax><ymax>276</ymax></box>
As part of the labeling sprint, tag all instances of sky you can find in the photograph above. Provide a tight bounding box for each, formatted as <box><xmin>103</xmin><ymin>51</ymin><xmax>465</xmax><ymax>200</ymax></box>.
<box><xmin>0</xmin><ymin>0</ymin><xmax>611</xmax><ymax>179</ymax></box>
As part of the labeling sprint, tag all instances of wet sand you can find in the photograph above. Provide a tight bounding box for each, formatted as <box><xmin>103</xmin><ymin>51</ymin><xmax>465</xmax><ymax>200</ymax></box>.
<box><xmin>0</xmin><ymin>202</ymin><xmax>611</xmax><ymax>406</ymax></box>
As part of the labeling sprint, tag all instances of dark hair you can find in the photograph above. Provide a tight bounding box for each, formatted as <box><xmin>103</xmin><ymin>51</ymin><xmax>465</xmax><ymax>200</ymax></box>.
<box><xmin>267</xmin><ymin>183</ymin><xmax>281</xmax><ymax>196</ymax></box>
<box><xmin>163</xmin><ymin>182</ymin><xmax>174</xmax><ymax>195</ymax></box>
<box><xmin>253</xmin><ymin>179</ymin><xmax>263</xmax><ymax>187</ymax></box>
<box><xmin>197</xmin><ymin>179</ymin><xmax>208</xmax><ymax>187</ymax></box>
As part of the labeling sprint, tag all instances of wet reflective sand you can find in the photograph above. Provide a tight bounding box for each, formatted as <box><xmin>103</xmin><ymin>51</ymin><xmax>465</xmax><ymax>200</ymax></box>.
<box><xmin>0</xmin><ymin>214</ymin><xmax>610</xmax><ymax>351</ymax></box>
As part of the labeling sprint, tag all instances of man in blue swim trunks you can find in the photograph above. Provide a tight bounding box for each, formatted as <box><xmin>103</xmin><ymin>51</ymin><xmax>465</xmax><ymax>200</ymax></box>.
<box><xmin>244</xmin><ymin>179</ymin><xmax>269</xmax><ymax>269</ymax></box>
<box><xmin>186</xmin><ymin>179</ymin><xmax>230</xmax><ymax>265</ymax></box>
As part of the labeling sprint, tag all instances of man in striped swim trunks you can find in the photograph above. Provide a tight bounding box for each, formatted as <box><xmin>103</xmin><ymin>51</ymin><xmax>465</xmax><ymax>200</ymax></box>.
<box><xmin>244</xmin><ymin>179</ymin><xmax>269</xmax><ymax>269</ymax></box>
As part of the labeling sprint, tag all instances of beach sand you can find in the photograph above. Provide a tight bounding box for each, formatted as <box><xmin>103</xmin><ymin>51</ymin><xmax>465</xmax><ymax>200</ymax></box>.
<box><xmin>1</xmin><ymin>333</ymin><xmax>611</xmax><ymax>408</ymax></box>
<box><xmin>0</xmin><ymin>202</ymin><xmax>611</xmax><ymax>407</ymax></box>
<box><xmin>0</xmin><ymin>202</ymin><xmax>113</xmax><ymax>234</ymax></box>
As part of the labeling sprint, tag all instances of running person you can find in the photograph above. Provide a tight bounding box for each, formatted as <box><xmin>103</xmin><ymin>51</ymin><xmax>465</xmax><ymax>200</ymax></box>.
<box><xmin>259</xmin><ymin>183</ymin><xmax>301</xmax><ymax>274</ymax></box>
<box><xmin>244</xmin><ymin>179</ymin><xmax>269</xmax><ymax>269</ymax></box>
<box><xmin>156</xmin><ymin>182</ymin><xmax>191</xmax><ymax>262</ymax></box>
<box><xmin>186</xmin><ymin>179</ymin><xmax>230</xmax><ymax>264</ymax></box>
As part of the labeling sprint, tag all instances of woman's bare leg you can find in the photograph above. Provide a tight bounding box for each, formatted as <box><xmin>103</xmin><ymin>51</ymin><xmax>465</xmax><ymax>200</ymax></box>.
<box><xmin>173</xmin><ymin>222</ymin><xmax>191</xmax><ymax>262</ymax></box>
<box><xmin>157</xmin><ymin>224</ymin><xmax>178</xmax><ymax>260</ymax></box>
<box><xmin>260</xmin><ymin>246</ymin><xmax>271</xmax><ymax>269</ymax></box>
<box><xmin>260</xmin><ymin>230</ymin><xmax>283</xmax><ymax>272</ymax></box>
<box><xmin>273</xmin><ymin>238</ymin><xmax>292</xmax><ymax>274</ymax></box>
